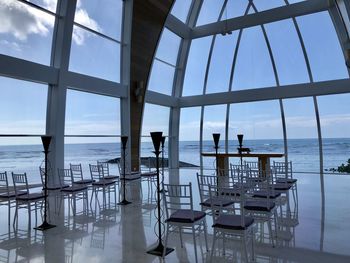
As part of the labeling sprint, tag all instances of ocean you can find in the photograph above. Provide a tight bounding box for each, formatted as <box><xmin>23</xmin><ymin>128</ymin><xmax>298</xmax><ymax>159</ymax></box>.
<box><xmin>0</xmin><ymin>138</ymin><xmax>349</xmax><ymax>184</ymax></box>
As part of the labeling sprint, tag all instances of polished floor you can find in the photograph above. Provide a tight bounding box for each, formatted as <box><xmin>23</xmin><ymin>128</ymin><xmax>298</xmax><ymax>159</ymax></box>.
<box><xmin>0</xmin><ymin>169</ymin><xmax>349</xmax><ymax>262</ymax></box>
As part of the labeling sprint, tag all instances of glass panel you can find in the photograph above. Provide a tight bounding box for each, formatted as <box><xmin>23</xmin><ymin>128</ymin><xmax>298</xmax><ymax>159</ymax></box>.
<box><xmin>171</xmin><ymin>0</ymin><xmax>192</xmax><ymax>23</ymax></box>
<box><xmin>229</xmin><ymin>100</ymin><xmax>283</xmax><ymax>164</ymax></box>
<box><xmin>232</xmin><ymin>26</ymin><xmax>276</xmax><ymax>90</ymax></box>
<box><xmin>182</xmin><ymin>36</ymin><xmax>212</xmax><ymax>96</ymax></box>
<box><xmin>69</xmin><ymin>26</ymin><xmax>120</xmax><ymax>82</ymax></box>
<box><xmin>24</xmin><ymin>0</ymin><xmax>58</xmax><ymax>12</ymax></box>
<box><xmin>317</xmin><ymin>94</ymin><xmax>350</xmax><ymax>173</ymax></box>
<box><xmin>64</xmin><ymin>138</ymin><xmax>120</xmax><ymax>176</ymax></box>
<box><xmin>283</xmin><ymin>97</ymin><xmax>319</xmax><ymax>172</ymax></box>
<box><xmin>148</xmin><ymin>60</ymin><xmax>175</xmax><ymax>95</ymax></box>
<box><xmin>202</xmin><ymin>105</ymin><xmax>226</xmax><ymax>169</ymax></box>
<box><xmin>0</xmin><ymin>0</ymin><xmax>54</xmax><ymax>65</ymax></box>
<box><xmin>65</xmin><ymin>89</ymin><xmax>120</xmax><ymax>136</ymax></box>
<box><xmin>74</xmin><ymin>0</ymin><xmax>123</xmax><ymax>40</ymax></box>
<box><xmin>266</xmin><ymin>18</ymin><xmax>310</xmax><ymax>85</ymax></box>
<box><xmin>0</xmin><ymin>76</ymin><xmax>47</xmax><ymax>135</ymax></box>
<box><xmin>196</xmin><ymin>0</ymin><xmax>225</xmax><ymax>26</ymax></box>
<box><xmin>253</xmin><ymin>0</ymin><xmax>285</xmax><ymax>11</ymax></box>
<box><xmin>155</xmin><ymin>28</ymin><xmax>181</xmax><ymax>65</ymax></box>
<box><xmin>0</xmin><ymin>137</ymin><xmax>45</xmax><ymax>184</ymax></box>
<box><xmin>223</xmin><ymin>0</ymin><xmax>248</xmax><ymax>20</ymax></box>
<box><xmin>141</xmin><ymin>104</ymin><xmax>170</xmax><ymax>159</ymax></box>
<box><xmin>297</xmin><ymin>11</ymin><xmax>349</xmax><ymax>81</ymax></box>
<box><xmin>179</xmin><ymin>107</ymin><xmax>201</xmax><ymax>166</ymax></box>
<box><xmin>206</xmin><ymin>33</ymin><xmax>238</xmax><ymax>94</ymax></box>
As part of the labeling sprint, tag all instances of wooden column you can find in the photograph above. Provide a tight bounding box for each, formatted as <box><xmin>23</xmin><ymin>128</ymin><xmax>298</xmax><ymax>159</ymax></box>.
<box><xmin>129</xmin><ymin>0</ymin><xmax>174</xmax><ymax>169</ymax></box>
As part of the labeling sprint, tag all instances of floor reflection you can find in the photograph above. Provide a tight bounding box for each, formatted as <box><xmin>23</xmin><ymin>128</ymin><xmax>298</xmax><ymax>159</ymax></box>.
<box><xmin>0</xmin><ymin>169</ymin><xmax>348</xmax><ymax>262</ymax></box>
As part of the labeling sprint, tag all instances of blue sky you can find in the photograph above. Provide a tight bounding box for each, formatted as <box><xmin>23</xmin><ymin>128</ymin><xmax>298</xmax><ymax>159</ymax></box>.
<box><xmin>0</xmin><ymin>0</ymin><xmax>349</xmax><ymax>145</ymax></box>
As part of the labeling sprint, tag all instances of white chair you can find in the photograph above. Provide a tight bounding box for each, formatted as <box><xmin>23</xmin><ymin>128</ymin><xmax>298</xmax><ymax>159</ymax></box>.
<box><xmin>209</xmin><ymin>184</ymin><xmax>255</xmax><ymax>262</ymax></box>
<box><xmin>70</xmin><ymin>164</ymin><xmax>95</xmax><ymax>185</ymax></box>
<box><xmin>97</xmin><ymin>161</ymin><xmax>119</xmax><ymax>180</ymax></box>
<box><xmin>196</xmin><ymin>173</ymin><xmax>234</xmax><ymax>213</ymax></box>
<box><xmin>12</xmin><ymin>172</ymin><xmax>46</xmax><ymax>226</ymax></box>
<box><xmin>163</xmin><ymin>183</ymin><xmax>208</xmax><ymax>262</ymax></box>
<box><xmin>244</xmin><ymin>169</ymin><xmax>279</xmax><ymax>247</ymax></box>
<box><xmin>273</xmin><ymin>161</ymin><xmax>298</xmax><ymax>206</ymax></box>
<box><xmin>57</xmin><ymin>168</ymin><xmax>89</xmax><ymax>216</ymax></box>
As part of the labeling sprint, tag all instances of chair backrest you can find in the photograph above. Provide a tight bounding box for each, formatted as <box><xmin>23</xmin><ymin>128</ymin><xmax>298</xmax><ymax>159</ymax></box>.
<box><xmin>39</xmin><ymin>167</ymin><xmax>46</xmax><ymax>186</ymax></box>
<box><xmin>163</xmin><ymin>183</ymin><xmax>194</xmax><ymax>221</ymax></box>
<box><xmin>12</xmin><ymin>172</ymin><xmax>29</xmax><ymax>195</ymax></box>
<box><xmin>89</xmin><ymin>164</ymin><xmax>104</xmax><ymax>181</ymax></box>
<box><xmin>246</xmin><ymin>168</ymin><xmax>275</xmax><ymax>203</ymax></box>
<box><xmin>244</xmin><ymin>161</ymin><xmax>260</xmax><ymax>170</ymax></box>
<box><xmin>0</xmin><ymin>171</ymin><xmax>9</xmax><ymax>191</ymax></box>
<box><xmin>196</xmin><ymin>173</ymin><xmax>217</xmax><ymax>204</ymax></box>
<box><xmin>208</xmin><ymin>184</ymin><xmax>246</xmax><ymax>225</ymax></box>
<box><xmin>273</xmin><ymin>161</ymin><xmax>293</xmax><ymax>179</ymax></box>
<box><xmin>70</xmin><ymin>164</ymin><xmax>84</xmax><ymax>182</ymax></box>
<box><xmin>230</xmin><ymin>163</ymin><xmax>249</xmax><ymax>183</ymax></box>
<box><xmin>57</xmin><ymin>168</ymin><xmax>73</xmax><ymax>186</ymax></box>
<box><xmin>97</xmin><ymin>161</ymin><xmax>109</xmax><ymax>177</ymax></box>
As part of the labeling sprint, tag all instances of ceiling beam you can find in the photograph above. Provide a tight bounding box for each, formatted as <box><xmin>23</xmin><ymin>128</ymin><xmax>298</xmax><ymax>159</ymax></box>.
<box><xmin>192</xmin><ymin>0</ymin><xmax>331</xmax><ymax>39</ymax></box>
<box><xmin>179</xmin><ymin>79</ymin><xmax>350</xmax><ymax>107</ymax></box>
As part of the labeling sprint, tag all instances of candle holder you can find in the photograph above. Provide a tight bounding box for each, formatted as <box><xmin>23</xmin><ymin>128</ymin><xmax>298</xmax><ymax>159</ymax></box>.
<box><xmin>237</xmin><ymin>134</ymin><xmax>244</xmax><ymax>166</ymax></box>
<box><xmin>118</xmin><ymin>136</ymin><xmax>131</xmax><ymax>205</ymax></box>
<box><xmin>147</xmin><ymin>132</ymin><xmax>174</xmax><ymax>257</ymax></box>
<box><xmin>212</xmin><ymin>133</ymin><xmax>220</xmax><ymax>176</ymax></box>
<box><xmin>34</xmin><ymin>135</ymin><xmax>56</xmax><ymax>231</ymax></box>
<box><xmin>159</xmin><ymin>136</ymin><xmax>166</xmax><ymax>194</ymax></box>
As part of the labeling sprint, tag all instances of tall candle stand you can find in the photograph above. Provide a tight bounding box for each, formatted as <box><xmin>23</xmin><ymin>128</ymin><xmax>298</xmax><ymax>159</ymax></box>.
<box><xmin>34</xmin><ymin>135</ymin><xmax>56</xmax><ymax>231</ymax></box>
<box><xmin>159</xmin><ymin>136</ymin><xmax>166</xmax><ymax>193</ymax></box>
<box><xmin>146</xmin><ymin>132</ymin><xmax>174</xmax><ymax>257</ymax></box>
<box><xmin>237</xmin><ymin>134</ymin><xmax>244</xmax><ymax>167</ymax></box>
<box><xmin>118</xmin><ymin>136</ymin><xmax>131</xmax><ymax>205</ymax></box>
<box><xmin>212</xmin><ymin>133</ymin><xmax>220</xmax><ymax>176</ymax></box>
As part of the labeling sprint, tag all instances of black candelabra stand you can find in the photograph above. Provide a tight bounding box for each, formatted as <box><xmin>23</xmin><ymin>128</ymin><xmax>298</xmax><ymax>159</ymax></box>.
<box><xmin>147</xmin><ymin>132</ymin><xmax>174</xmax><ymax>257</ymax></box>
<box><xmin>159</xmin><ymin>136</ymin><xmax>166</xmax><ymax>193</ymax></box>
<box><xmin>237</xmin><ymin>134</ymin><xmax>244</xmax><ymax>167</ymax></box>
<box><xmin>34</xmin><ymin>136</ymin><xmax>56</xmax><ymax>231</ymax></box>
<box><xmin>213</xmin><ymin>133</ymin><xmax>220</xmax><ymax>176</ymax></box>
<box><xmin>118</xmin><ymin>136</ymin><xmax>131</xmax><ymax>205</ymax></box>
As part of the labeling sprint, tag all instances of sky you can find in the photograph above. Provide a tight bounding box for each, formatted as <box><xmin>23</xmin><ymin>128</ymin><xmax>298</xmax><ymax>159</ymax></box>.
<box><xmin>0</xmin><ymin>0</ymin><xmax>349</xmax><ymax>145</ymax></box>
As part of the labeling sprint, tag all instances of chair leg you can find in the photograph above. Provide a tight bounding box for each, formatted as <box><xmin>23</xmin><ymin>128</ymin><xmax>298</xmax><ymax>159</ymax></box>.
<box><xmin>179</xmin><ymin>226</ymin><xmax>184</xmax><ymax>248</ymax></box>
<box><xmin>203</xmin><ymin>220</ymin><xmax>209</xmax><ymax>252</ymax></box>
<box><xmin>251</xmin><ymin>228</ymin><xmax>255</xmax><ymax>262</ymax></box>
<box><xmin>223</xmin><ymin>233</ymin><xmax>226</xmax><ymax>255</ymax></box>
<box><xmin>210</xmin><ymin>229</ymin><xmax>217</xmax><ymax>262</ymax></box>
<box><xmin>192</xmin><ymin>225</ymin><xmax>198</xmax><ymax>263</ymax></box>
<box><xmin>243</xmin><ymin>233</ymin><xmax>249</xmax><ymax>263</ymax></box>
<box><xmin>268</xmin><ymin>219</ymin><xmax>275</xmax><ymax>247</ymax></box>
<box><xmin>163</xmin><ymin>224</ymin><xmax>170</xmax><ymax>258</ymax></box>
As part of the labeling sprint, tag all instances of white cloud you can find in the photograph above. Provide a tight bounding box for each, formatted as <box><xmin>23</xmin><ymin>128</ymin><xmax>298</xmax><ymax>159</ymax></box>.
<box><xmin>0</xmin><ymin>0</ymin><xmax>52</xmax><ymax>41</ymax></box>
<box><xmin>0</xmin><ymin>0</ymin><xmax>99</xmax><ymax>46</ymax></box>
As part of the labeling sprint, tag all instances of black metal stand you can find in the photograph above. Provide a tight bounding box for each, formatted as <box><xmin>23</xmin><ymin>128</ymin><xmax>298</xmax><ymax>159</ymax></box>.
<box><xmin>159</xmin><ymin>136</ymin><xmax>166</xmax><ymax>194</ymax></box>
<box><xmin>118</xmin><ymin>136</ymin><xmax>131</xmax><ymax>205</ymax></box>
<box><xmin>147</xmin><ymin>132</ymin><xmax>174</xmax><ymax>257</ymax></box>
<box><xmin>237</xmin><ymin>134</ymin><xmax>244</xmax><ymax>167</ymax></box>
<box><xmin>34</xmin><ymin>136</ymin><xmax>56</xmax><ymax>231</ymax></box>
<box><xmin>213</xmin><ymin>133</ymin><xmax>220</xmax><ymax>177</ymax></box>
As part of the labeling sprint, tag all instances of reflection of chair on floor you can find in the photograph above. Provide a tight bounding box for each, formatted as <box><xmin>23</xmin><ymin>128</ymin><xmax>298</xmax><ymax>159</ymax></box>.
<box><xmin>89</xmin><ymin>164</ymin><xmax>118</xmax><ymax>210</ymax></box>
<box><xmin>70</xmin><ymin>164</ymin><xmax>94</xmax><ymax>185</ymax></box>
<box><xmin>12</xmin><ymin>209</ymin><xmax>44</xmax><ymax>262</ymax></box>
<box><xmin>208</xmin><ymin>184</ymin><xmax>255</xmax><ymax>262</ymax></box>
<box><xmin>57</xmin><ymin>168</ymin><xmax>89</xmax><ymax>216</ymax></box>
<box><xmin>12</xmin><ymin>173</ymin><xmax>46</xmax><ymax>227</ymax></box>
<box><xmin>163</xmin><ymin>183</ymin><xmax>208</xmax><ymax>262</ymax></box>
